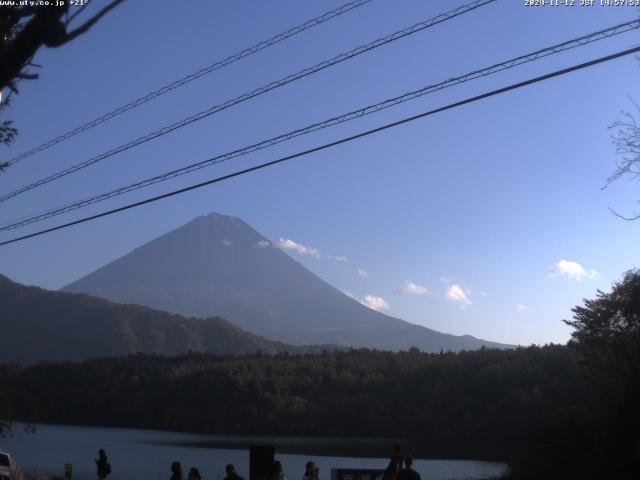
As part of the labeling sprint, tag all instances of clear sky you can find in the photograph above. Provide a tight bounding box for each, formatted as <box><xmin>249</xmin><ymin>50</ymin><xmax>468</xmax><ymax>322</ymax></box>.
<box><xmin>1</xmin><ymin>0</ymin><xmax>639</xmax><ymax>346</ymax></box>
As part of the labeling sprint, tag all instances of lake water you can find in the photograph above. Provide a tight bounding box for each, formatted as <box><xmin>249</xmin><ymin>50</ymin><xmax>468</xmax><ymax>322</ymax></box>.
<box><xmin>0</xmin><ymin>424</ymin><xmax>507</xmax><ymax>480</ymax></box>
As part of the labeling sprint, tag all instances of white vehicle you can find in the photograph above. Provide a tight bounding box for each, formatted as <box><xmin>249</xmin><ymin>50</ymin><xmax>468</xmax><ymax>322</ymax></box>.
<box><xmin>0</xmin><ymin>451</ymin><xmax>12</xmax><ymax>480</ymax></box>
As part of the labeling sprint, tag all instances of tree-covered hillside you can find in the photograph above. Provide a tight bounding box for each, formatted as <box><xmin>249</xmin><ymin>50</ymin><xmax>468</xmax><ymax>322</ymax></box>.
<box><xmin>0</xmin><ymin>274</ymin><xmax>308</xmax><ymax>362</ymax></box>
<box><xmin>0</xmin><ymin>345</ymin><xmax>579</xmax><ymax>460</ymax></box>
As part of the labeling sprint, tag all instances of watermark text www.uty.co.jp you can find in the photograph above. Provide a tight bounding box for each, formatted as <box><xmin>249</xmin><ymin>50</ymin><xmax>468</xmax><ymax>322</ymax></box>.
<box><xmin>0</xmin><ymin>0</ymin><xmax>90</xmax><ymax>7</ymax></box>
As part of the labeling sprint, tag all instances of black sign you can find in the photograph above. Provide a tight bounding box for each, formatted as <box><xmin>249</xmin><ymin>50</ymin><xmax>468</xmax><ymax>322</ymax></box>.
<box><xmin>331</xmin><ymin>468</ymin><xmax>385</xmax><ymax>480</ymax></box>
<box><xmin>249</xmin><ymin>445</ymin><xmax>274</xmax><ymax>480</ymax></box>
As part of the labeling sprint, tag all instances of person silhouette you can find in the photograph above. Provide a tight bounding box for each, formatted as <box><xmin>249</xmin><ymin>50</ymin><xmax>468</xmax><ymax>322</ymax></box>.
<box><xmin>396</xmin><ymin>455</ymin><xmax>421</xmax><ymax>480</ymax></box>
<box><xmin>270</xmin><ymin>461</ymin><xmax>287</xmax><ymax>480</ymax></box>
<box><xmin>225</xmin><ymin>464</ymin><xmax>244</xmax><ymax>480</ymax></box>
<box><xmin>170</xmin><ymin>462</ymin><xmax>183</xmax><ymax>480</ymax></box>
<box><xmin>95</xmin><ymin>449</ymin><xmax>111</xmax><ymax>480</ymax></box>
<box><xmin>391</xmin><ymin>445</ymin><xmax>406</xmax><ymax>470</ymax></box>
<box><xmin>187</xmin><ymin>467</ymin><xmax>202</xmax><ymax>480</ymax></box>
<box><xmin>383</xmin><ymin>460</ymin><xmax>399</xmax><ymax>480</ymax></box>
<box><xmin>302</xmin><ymin>462</ymin><xmax>317</xmax><ymax>480</ymax></box>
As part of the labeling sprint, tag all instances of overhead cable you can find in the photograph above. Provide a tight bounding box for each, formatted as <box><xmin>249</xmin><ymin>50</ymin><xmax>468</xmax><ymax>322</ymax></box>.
<box><xmin>2</xmin><ymin>18</ymin><xmax>638</xmax><ymax>231</ymax></box>
<box><xmin>0</xmin><ymin>0</ymin><xmax>497</xmax><ymax>203</ymax></box>
<box><xmin>1</xmin><ymin>44</ymin><xmax>638</xmax><ymax>247</ymax></box>
<box><xmin>2</xmin><ymin>0</ymin><xmax>375</xmax><ymax>167</ymax></box>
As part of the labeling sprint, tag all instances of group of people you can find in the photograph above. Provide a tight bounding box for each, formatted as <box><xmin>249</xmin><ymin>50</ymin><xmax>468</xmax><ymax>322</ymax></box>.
<box><xmin>383</xmin><ymin>445</ymin><xmax>421</xmax><ymax>480</ymax></box>
<box><xmin>169</xmin><ymin>461</ymin><xmax>204</xmax><ymax>480</ymax></box>
<box><xmin>95</xmin><ymin>450</ymin><xmax>233</xmax><ymax>480</ymax></box>
<box><xmin>95</xmin><ymin>450</ymin><xmax>286</xmax><ymax>480</ymax></box>
<box><xmin>169</xmin><ymin>459</ymin><xmax>312</xmax><ymax>480</ymax></box>
<box><xmin>94</xmin><ymin>446</ymin><xmax>420</xmax><ymax>480</ymax></box>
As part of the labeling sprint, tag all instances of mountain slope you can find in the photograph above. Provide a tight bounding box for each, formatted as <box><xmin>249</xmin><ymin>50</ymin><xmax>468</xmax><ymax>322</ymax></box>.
<box><xmin>63</xmin><ymin>212</ymin><xmax>510</xmax><ymax>351</ymax></box>
<box><xmin>0</xmin><ymin>274</ymin><xmax>304</xmax><ymax>363</ymax></box>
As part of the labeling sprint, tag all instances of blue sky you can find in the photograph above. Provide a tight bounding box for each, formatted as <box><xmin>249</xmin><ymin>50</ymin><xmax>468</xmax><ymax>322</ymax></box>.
<box><xmin>0</xmin><ymin>0</ymin><xmax>639</xmax><ymax>345</ymax></box>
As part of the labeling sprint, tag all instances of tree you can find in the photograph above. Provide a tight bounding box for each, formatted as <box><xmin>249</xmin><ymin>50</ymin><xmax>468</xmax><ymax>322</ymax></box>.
<box><xmin>0</xmin><ymin>0</ymin><xmax>125</xmax><ymax>433</ymax></box>
<box><xmin>562</xmin><ymin>270</ymin><xmax>640</xmax><ymax>478</ymax></box>
<box><xmin>607</xmin><ymin>98</ymin><xmax>640</xmax><ymax>219</ymax></box>
<box><xmin>0</xmin><ymin>0</ymin><xmax>125</xmax><ymax>169</ymax></box>
<box><xmin>506</xmin><ymin>273</ymin><xmax>640</xmax><ymax>480</ymax></box>
<box><xmin>565</xmin><ymin>269</ymin><xmax>640</xmax><ymax>380</ymax></box>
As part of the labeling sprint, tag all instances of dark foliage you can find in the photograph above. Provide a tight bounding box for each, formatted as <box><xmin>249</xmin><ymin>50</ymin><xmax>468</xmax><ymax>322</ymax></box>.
<box><xmin>508</xmin><ymin>270</ymin><xmax>640</xmax><ymax>479</ymax></box>
<box><xmin>0</xmin><ymin>1</ymin><xmax>125</xmax><ymax>93</ymax></box>
<box><xmin>0</xmin><ymin>274</ymin><xmax>324</xmax><ymax>363</ymax></box>
<box><xmin>0</xmin><ymin>345</ymin><xmax>580</xmax><ymax>461</ymax></box>
<box><xmin>0</xmin><ymin>1</ymin><xmax>124</xmax><ymax>164</ymax></box>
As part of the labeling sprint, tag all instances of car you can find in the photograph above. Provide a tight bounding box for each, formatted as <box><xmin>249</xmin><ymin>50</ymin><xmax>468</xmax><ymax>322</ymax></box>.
<box><xmin>0</xmin><ymin>451</ymin><xmax>12</xmax><ymax>480</ymax></box>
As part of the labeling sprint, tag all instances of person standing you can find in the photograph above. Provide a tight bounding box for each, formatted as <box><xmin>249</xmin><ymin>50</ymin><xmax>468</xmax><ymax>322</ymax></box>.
<box><xmin>270</xmin><ymin>461</ymin><xmax>287</xmax><ymax>480</ymax></box>
<box><xmin>225</xmin><ymin>464</ymin><xmax>244</xmax><ymax>480</ymax></box>
<box><xmin>396</xmin><ymin>455</ymin><xmax>421</xmax><ymax>480</ymax></box>
<box><xmin>391</xmin><ymin>445</ymin><xmax>406</xmax><ymax>470</ymax></box>
<box><xmin>302</xmin><ymin>462</ymin><xmax>317</xmax><ymax>480</ymax></box>
<box><xmin>95</xmin><ymin>449</ymin><xmax>111</xmax><ymax>480</ymax></box>
<box><xmin>187</xmin><ymin>467</ymin><xmax>202</xmax><ymax>480</ymax></box>
<box><xmin>170</xmin><ymin>462</ymin><xmax>183</xmax><ymax>480</ymax></box>
<box><xmin>383</xmin><ymin>460</ymin><xmax>399</xmax><ymax>480</ymax></box>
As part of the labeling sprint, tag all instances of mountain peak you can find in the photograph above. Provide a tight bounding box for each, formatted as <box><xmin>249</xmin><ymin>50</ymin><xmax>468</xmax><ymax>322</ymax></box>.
<box><xmin>62</xmin><ymin>214</ymin><xmax>511</xmax><ymax>352</ymax></box>
<box><xmin>201</xmin><ymin>211</ymin><xmax>247</xmax><ymax>224</ymax></box>
<box><xmin>181</xmin><ymin>211</ymin><xmax>252</xmax><ymax>233</ymax></box>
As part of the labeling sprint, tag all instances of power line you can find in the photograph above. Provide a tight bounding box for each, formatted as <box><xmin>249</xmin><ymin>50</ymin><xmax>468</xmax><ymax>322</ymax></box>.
<box><xmin>1</xmin><ymin>44</ymin><xmax>638</xmax><ymax>248</ymax></box>
<box><xmin>1</xmin><ymin>18</ymin><xmax>638</xmax><ymax>231</ymax></box>
<box><xmin>0</xmin><ymin>0</ymin><xmax>496</xmax><ymax>204</ymax></box>
<box><xmin>2</xmin><ymin>0</ymin><xmax>375</xmax><ymax>168</ymax></box>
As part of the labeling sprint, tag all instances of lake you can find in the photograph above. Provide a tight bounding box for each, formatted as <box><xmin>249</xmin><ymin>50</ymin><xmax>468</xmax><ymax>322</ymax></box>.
<box><xmin>0</xmin><ymin>424</ymin><xmax>507</xmax><ymax>480</ymax></box>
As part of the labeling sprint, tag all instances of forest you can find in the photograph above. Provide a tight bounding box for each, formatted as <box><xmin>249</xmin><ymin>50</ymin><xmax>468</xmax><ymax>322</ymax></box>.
<box><xmin>0</xmin><ymin>344</ymin><xmax>577</xmax><ymax>459</ymax></box>
<box><xmin>1</xmin><ymin>271</ymin><xmax>638</xmax><ymax>479</ymax></box>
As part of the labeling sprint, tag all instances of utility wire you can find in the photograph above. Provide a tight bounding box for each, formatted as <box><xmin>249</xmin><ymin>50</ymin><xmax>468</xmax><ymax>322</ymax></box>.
<box><xmin>1</xmin><ymin>45</ymin><xmax>638</xmax><ymax>247</ymax></box>
<box><xmin>2</xmin><ymin>0</ymin><xmax>375</xmax><ymax>167</ymax></box>
<box><xmin>1</xmin><ymin>18</ymin><xmax>638</xmax><ymax>231</ymax></box>
<box><xmin>0</xmin><ymin>0</ymin><xmax>496</xmax><ymax>204</ymax></box>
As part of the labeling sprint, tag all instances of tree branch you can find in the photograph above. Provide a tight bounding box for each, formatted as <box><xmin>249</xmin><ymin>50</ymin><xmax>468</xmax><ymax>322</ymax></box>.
<box><xmin>15</xmin><ymin>72</ymin><xmax>38</xmax><ymax>80</ymax></box>
<box><xmin>66</xmin><ymin>4</ymin><xmax>88</xmax><ymax>26</ymax></box>
<box><xmin>0</xmin><ymin>1</ymin><xmax>125</xmax><ymax>91</ymax></box>
<box><xmin>0</xmin><ymin>6</ymin><xmax>67</xmax><ymax>90</ymax></box>
<box><xmin>60</xmin><ymin>0</ymin><xmax>125</xmax><ymax>45</ymax></box>
<box><xmin>608</xmin><ymin>205</ymin><xmax>640</xmax><ymax>221</ymax></box>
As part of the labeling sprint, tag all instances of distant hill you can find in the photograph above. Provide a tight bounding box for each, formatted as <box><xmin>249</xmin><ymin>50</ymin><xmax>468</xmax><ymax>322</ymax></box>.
<box><xmin>0</xmin><ymin>274</ymin><xmax>309</xmax><ymax>363</ymax></box>
<box><xmin>63</xmin><ymin>212</ymin><xmax>511</xmax><ymax>352</ymax></box>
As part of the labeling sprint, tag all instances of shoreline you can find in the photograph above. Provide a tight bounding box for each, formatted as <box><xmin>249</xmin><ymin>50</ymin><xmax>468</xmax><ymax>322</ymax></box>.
<box><xmin>6</xmin><ymin>422</ymin><xmax>512</xmax><ymax>463</ymax></box>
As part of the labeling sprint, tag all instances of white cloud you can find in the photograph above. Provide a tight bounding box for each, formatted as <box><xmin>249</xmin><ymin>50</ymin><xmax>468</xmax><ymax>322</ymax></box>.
<box><xmin>357</xmin><ymin>269</ymin><xmax>370</xmax><ymax>278</ymax></box>
<box><xmin>547</xmin><ymin>259</ymin><xmax>597</xmax><ymax>281</ymax></box>
<box><xmin>222</xmin><ymin>239</ymin><xmax>233</xmax><ymax>247</ymax></box>
<box><xmin>480</xmin><ymin>291</ymin><xmax>488</xmax><ymax>297</ymax></box>
<box><xmin>515</xmin><ymin>304</ymin><xmax>530</xmax><ymax>312</ymax></box>
<box><xmin>445</xmin><ymin>284</ymin><xmax>471</xmax><ymax>306</ymax></box>
<box><xmin>274</xmin><ymin>238</ymin><xmax>321</xmax><ymax>259</ymax></box>
<box><xmin>342</xmin><ymin>291</ymin><xmax>355</xmax><ymax>299</ymax></box>
<box><xmin>259</xmin><ymin>239</ymin><xmax>348</xmax><ymax>263</ymax></box>
<box><xmin>361</xmin><ymin>294</ymin><xmax>390</xmax><ymax>311</ymax></box>
<box><xmin>396</xmin><ymin>281</ymin><xmax>430</xmax><ymax>296</ymax></box>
